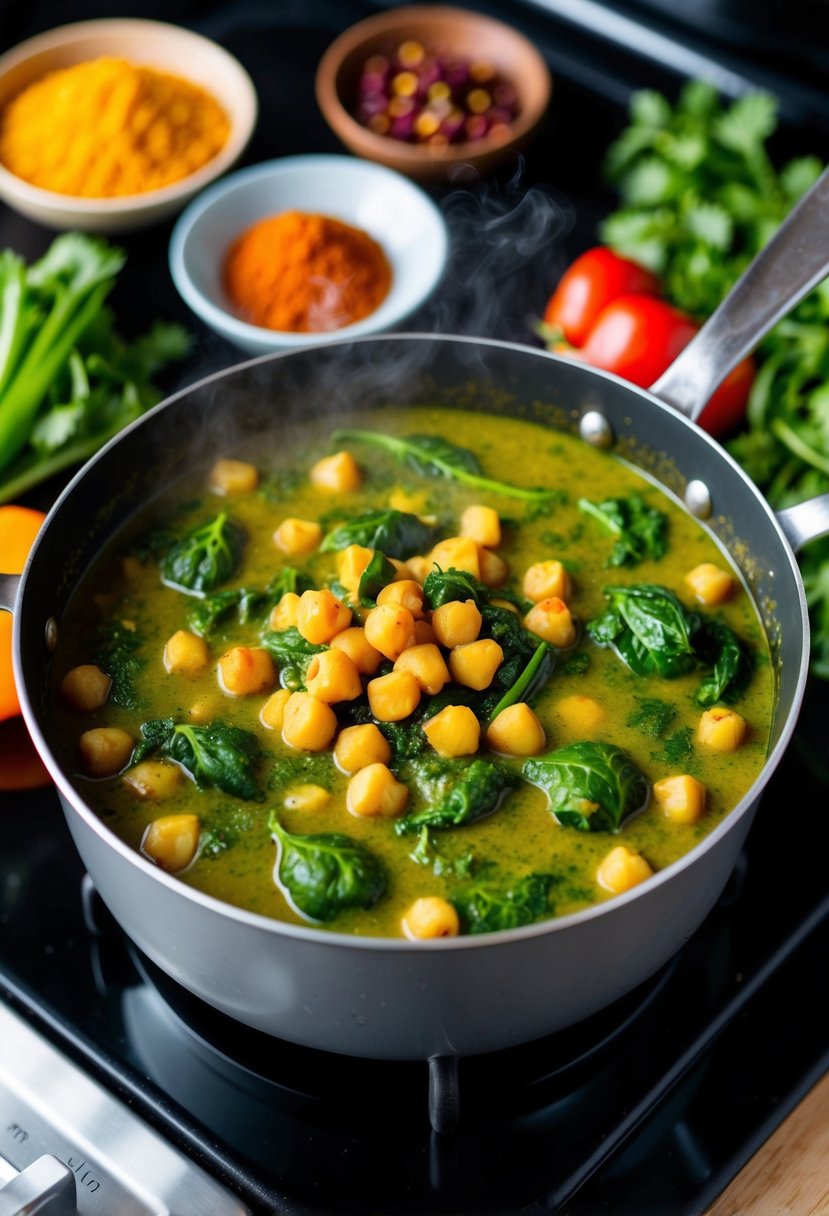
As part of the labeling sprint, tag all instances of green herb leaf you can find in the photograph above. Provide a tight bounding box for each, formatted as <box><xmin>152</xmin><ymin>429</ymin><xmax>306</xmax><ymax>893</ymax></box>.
<box><xmin>524</xmin><ymin>742</ymin><xmax>649</xmax><ymax>832</ymax></box>
<box><xmin>270</xmin><ymin>815</ymin><xmax>387</xmax><ymax>922</ymax></box>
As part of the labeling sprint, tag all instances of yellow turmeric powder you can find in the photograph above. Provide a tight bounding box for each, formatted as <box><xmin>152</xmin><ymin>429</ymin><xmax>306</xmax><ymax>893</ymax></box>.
<box><xmin>0</xmin><ymin>57</ymin><xmax>230</xmax><ymax>197</ymax></box>
<box><xmin>223</xmin><ymin>211</ymin><xmax>393</xmax><ymax>333</ymax></box>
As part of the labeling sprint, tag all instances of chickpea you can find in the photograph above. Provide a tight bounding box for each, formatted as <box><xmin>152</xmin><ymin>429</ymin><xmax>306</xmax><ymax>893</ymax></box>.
<box><xmin>596</xmin><ymin>846</ymin><xmax>653</xmax><ymax>895</ymax></box>
<box><xmin>330</xmin><ymin>626</ymin><xmax>383</xmax><ymax>675</ymax></box>
<box><xmin>393</xmin><ymin>643</ymin><xmax>450</xmax><ymax>695</ymax></box>
<box><xmin>296</xmin><ymin>589</ymin><xmax>352</xmax><ymax>645</ymax></box>
<box><xmin>305</xmin><ymin>648</ymin><xmax>363</xmax><ymax>703</ymax></box>
<box><xmin>334</xmin><ymin>723</ymin><xmax>392</xmax><ymax>774</ymax></box>
<box><xmin>60</xmin><ymin>664</ymin><xmax>111</xmax><ymax>712</ymax></box>
<box><xmin>402</xmin><ymin>897</ymin><xmax>460</xmax><ymax>939</ymax></box>
<box><xmin>428</xmin><ymin>536</ymin><xmax>480</xmax><ymax>579</ymax></box>
<box><xmin>347</xmin><ymin>763</ymin><xmax>409</xmax><ymax>818</ymax></box>
<box><xmin>684</xmin><ymin>562</ymin><xmax>735</xmax><ymax>605</ymax></box>
<box><xmin>478</xmin><ymin>547</ymin><xmax>508</xmax><ymax>589</ymax></box>
<box><xmin>281</xmin><ymin>692</ymin><xmax>338</xmax><ymax>751</ymax></box>
<box><xmin>652</xmin><ymin>775</ymin><xmax>707</xmax><ymax>824</ymax></box>
<box><xmin>431</xmin><ymin>599</ymin><xmax>482</xmax><ymax>648</ymax></box>
<box><xmin>79</xmin><ymin>727</ymin><xmax>134</xmax><ymax>777</ymax></box>
<box><xmin>367</xmin><ymin>670</ymin><xmax>421</xmax><ymax>722</ymax></box>
<box><xmin>310</xmin><ymin>450</ymin><xmax>362</xmax><ymax>492</ymax></box>
<box><xmin>268</xmin><ymin>592</ymin><xmax>301</xmax><ymax>631</ymax></box>
<box><xmin>209</xmin><ymin>458</ymin><xmax>258</xmax><ymax>495</ymax></box>
<box><xmin>163</xmin><ymin>630</ymin><xmax>209</xmax><ymax>678</ymax></box>
<box><xmin>336</xmin><ymin>544</ymin><xmax>373</xmax><ymax>593</ymax></box>
<box><xmin>524</xmin><ymin>598</ymin><xmax>577</xmax><ymax>648</ymax></box>
<box><xmin>406</xmin><ymin>555</ymin><xmax>432</xmax><ymax>585</ymax></box>
<box><xmin>460</xmin><ymin>505</ymin><xmax>501</xmax><ymax>548</ymax></box>
<box><xmin>423</xmin><ymin>705</ymin><xmax>480</xmax><ymax>757</ymax></box>
<box><xmin>273</xmin><ymin>518</ymin><xmax>321</xmax><ymax>556</ymax></box>
<box><xmin>555</xmin><ymin>694</ymin><xmax>605</xmax><ymax>735</ymax></box>
<box><xmin>448</xmin><ymin>638</ymin><xmax>503</xmax><ymax>691</ymax></box>
<box><xmin>123</xmin><ymin>759</ymin><xmax>182</xmax><ymax>799</ymax></box>
<box><xmin>523</xmin><ymin>560</ymin><xmax>571</xmax><ymax>603</ymax></box>
<box><xmin>377</xmin><ymin>579</ymin><xmax>425</xmax><ymax>619</ymax></box>
<box><xmin>259</xmin><ymin>688</ymin><xmax>291</xmax><ymax>731</ymax></box>
<box><xmin>363</xmin><ymin>604</ymin><xmax>416</xmax><ymax>661</ymax></box>
<box><xmin>283</xmin><ymin>784</ymin><xmax>331</xmax><ymax>812</ymax></box>
<box><xmin>218</xmin><ymin>646</ymin><xmax>276</xmax><ymax>696</ymax></box>
<box><xmin>486</xmin><ymin>703</ymin><xmax>546</xmax><ymax>756</ymax></box>
<box><xmin>142</xmin><ymin>814</ymin><xmax>200</xmax><ymax>872</ymax></box>
<box><xmin>698</xmin><ymin>707</ymin><xmax>747</xmax><ymax>752</ymax></box>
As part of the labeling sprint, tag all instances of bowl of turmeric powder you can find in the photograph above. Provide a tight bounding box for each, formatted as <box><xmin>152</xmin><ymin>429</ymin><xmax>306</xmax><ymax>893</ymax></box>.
<box><xmin>168</xmin><ymin>154</ymin><xmax>449</xmax><ymax>353</ymax></box>
<box><xmin>0</xmin><ymin>19</ymin><xmax>257</xmax><ymax>232</ymax></box>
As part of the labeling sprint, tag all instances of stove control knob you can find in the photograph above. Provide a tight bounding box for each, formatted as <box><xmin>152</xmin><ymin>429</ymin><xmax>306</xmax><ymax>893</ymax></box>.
<box><xmin>0</xmin><ymin>1155</ymin><xmax>76</xmax><ymax>1215</ymax></box>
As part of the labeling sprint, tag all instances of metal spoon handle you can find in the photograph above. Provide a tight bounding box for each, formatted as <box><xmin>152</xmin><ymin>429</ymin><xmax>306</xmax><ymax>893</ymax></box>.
<box><xmin>650</xmin><ymin>166</ymin><xmax>829</xmax><ymax>421</ymax></box>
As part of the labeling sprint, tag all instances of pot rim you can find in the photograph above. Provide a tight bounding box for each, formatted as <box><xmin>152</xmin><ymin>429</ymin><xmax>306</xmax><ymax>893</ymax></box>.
<box><xmin>12</xmin><ymin>332</ymin><xmax>812</xmax><ymax>952</ymax></box>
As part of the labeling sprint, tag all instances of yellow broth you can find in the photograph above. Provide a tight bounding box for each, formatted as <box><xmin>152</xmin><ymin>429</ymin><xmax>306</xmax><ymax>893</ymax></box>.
<box><xmin>52</xmin><ymin>406</ymin><xmax>774</xmax><ymax>936</ymax></box>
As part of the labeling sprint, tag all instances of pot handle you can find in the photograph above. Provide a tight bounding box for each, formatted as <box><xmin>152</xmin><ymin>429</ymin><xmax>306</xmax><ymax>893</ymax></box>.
<box><xmin>0</xmin><ymin>573</ymin><xmax>20</xmax><ymax>613</ymax></box>
<box><xmin>649</xmin><ymin>166</ymin><xmax>829</xmax><ymax>421</ymax></box>
<box><xmin>776</xmin><ymin>495</ymin><xmax>829</xmax><ymax>554</ymax></box>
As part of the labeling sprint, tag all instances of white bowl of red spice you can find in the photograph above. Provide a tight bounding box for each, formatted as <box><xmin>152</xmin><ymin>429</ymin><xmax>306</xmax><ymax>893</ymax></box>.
<box><xmin>0</xmin><ymin>18</ymin><xmax>257</xmax><ymax>232</ymax></box>
<box><xmin>168</xmin><ymin>154</ymin><xmax>449</xmax><ymax>353</ymax></box>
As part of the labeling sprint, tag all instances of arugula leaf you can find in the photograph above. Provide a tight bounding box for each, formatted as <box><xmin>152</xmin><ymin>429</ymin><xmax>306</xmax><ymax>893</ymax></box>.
<box><xmin>321</xmin><ymin>508</ymin><xmax>439</xmax><ymax>560</ymax></box>
<box><xmin>396</xmin><ymin>757</ymin><xmax>520</xmax><ymax>835</ymax></box>
<box><xmin>161</xmin><ymin>513</ymin><xmax>245</xmax><ymax>596</ymax></box>
<box><xmin>578</xmin><ymin>495</ymin><xmax>668</xmax><ymax>567</ymax></box>
<box><xmin>587</xmin><ymin>584</ymin><xmax>697</xmax><ymax>678</ymax></box>
<box><xmin>451</xmin><ymin>872</ymin><xmax>557</xmax><ymax>934</ymax></box>
<box><xmin>260</xmin><ymin>627</ymin><xmax>326</xmax><ymax>691</ymax></box>
<box><xmin>134</xmin><ymin>719</ymin><xmax>262</xmax><ymax>800</ymax></box>
<box><xmin>524</xmin><ymin>742</ymin><xmax>649</xmax><ymax>832</ymax></box>
<box><xmin>332</xmin><ymin>428</ymin><xmax>559</xmax><ymax>503</ymax></box>
<box><xmin>270</xmin><ymin>814</ymin><xmax>387</xmax><ymax>922</ymax></box>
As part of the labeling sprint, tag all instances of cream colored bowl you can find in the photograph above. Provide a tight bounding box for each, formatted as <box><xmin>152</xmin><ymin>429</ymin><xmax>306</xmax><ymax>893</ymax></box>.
<box><xmin>0</xmin><ymin>18</ymin><xmax>258</xmax><ymax>232</ymax></box>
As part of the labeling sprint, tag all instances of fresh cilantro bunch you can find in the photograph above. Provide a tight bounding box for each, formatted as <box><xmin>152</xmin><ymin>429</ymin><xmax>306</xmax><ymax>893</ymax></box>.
<box><xmin>0</xmin><ymin>234</ymin><xmax>189</xmax><ymax>503</ymax></box>
<box><xmin>601</xmin><ymin>81</ymin><xmax>829</xmax><ymax>679</ymax></box>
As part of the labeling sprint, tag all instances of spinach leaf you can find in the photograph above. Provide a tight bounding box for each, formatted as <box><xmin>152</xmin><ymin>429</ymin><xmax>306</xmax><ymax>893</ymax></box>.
<box><xmin>578</xmin><ymin>495</ymin><xmax>668</xmax><ymax>567</ymax></box>
<box><xmin>587</xmin><ymin>584</ymin><xmax>697</xmax><ymax>678</ymax></box>
<box><xmin>199</xmin><ymin>806</ymin><xmax>258</xmax><ymax>858</ymax></box>
<box><xmin>692</xmin><ymin>617</ymin><xmax>753</xmax><ymax>706</ymax></box>
<box><xmin>260</xmin><ymin>627</ymin><xmax>327</xmax><ymax>690</ymax></box>
<box><xmin>627</xmin><ymin>697</ymin><xmax>677</xmax><ymax>738</ymax></box>
<box><xmin>523</xmin><ymin>742</ymin><xmax>649</xmax><ymax>832</ymax></box>
<box><xmin>188</xmin><ymin>567</ymin><xmax>315</xmax><ymax>638</ymax></box>
<box><xmin>321</xmin><ymin>509</ymin><xmax>439</xmax><ymax>560</ymax></box>
<box><xmin>270</xmin><ymin>815</ymin><xmax>387</xmax><ymax>922</ymax></box>
<box><xmin>161</xmin><ymin>512</ymin><xmax>245</xmax><ymax>595</ymax></box>
<box><xmin>187</xmin><ymin>589</ymin><xmax>242</xmax><ymax>637</ymax></box>
<box><xmin>663</xmin><ymin>727</ymin><xmax>695</xmax><ymax>766</ymax></box>
<box><xmin>396</xmin><ymin>757</ymin><xmax>520</xmax><ymax>835</ymax></box>
<box><xmin>423</xmin><ymin>565</ymin><xmax>490</xmax><ymax>609</ymax></box>
<box><xmin>332</xmin><ymin>428</ymin><xmax>559</xmax><ymax>503</ymax></box>
<box><xmin>133</xmin><ymin>718</ymin><xmax>262</xmax><ymax>800</ymax></box>
<box><xmin>408</xmin><ymin>827</ymin><xmax>478</xmax><ymax>878</ymax></box>
<box><xmin>487</xmin><ymin>641</ymin><xmax>553</xmax><ymax>721</ymax></box>
<box><xmin>451</xmin><ymin>872</ymin><xmax>557</xmax><ymax>934</ymax></box>
<box><xmin>95</xmin><ymin>619</ymin><xmax>145</xmax><ymax>709</ymax></box>
<box><xmin>559</xmin><ymin>651</ymin><xmax>590</xmax><ymax>676</ymax></box>
<box><xmin>358</xmin><ymin>550</ymin><xmax>397</xmax><ymax>603</ymax></box>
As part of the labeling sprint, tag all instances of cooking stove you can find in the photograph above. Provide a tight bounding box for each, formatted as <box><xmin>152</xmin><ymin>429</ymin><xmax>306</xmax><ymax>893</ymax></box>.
<box><xmin>1</xmin><ymin>0</ymin><xmax>828</xmax><ymax>1212</ymax></box>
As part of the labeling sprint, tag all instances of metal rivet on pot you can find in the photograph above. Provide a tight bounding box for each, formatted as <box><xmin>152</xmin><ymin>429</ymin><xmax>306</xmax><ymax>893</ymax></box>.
<box><xmin>685</xmin><ymin>479</ymin><xmax>712</xmax><ymax>519</ymax></box>
<box><xmin>580</xmin><ymin>411</ymin><xmax>614</xmax><ymax>449</ymax></box>
<box><xmin>45</xmin><ymin>617</ymin><xmax>58</xmax><ymax>653</ymax></box>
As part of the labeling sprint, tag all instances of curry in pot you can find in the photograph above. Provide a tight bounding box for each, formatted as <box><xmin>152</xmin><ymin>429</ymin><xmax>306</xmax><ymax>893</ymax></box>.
<box><xmin>52</xmin><ymin>407</ymin><xmax>773</xmax><ymax>938</ymax></box>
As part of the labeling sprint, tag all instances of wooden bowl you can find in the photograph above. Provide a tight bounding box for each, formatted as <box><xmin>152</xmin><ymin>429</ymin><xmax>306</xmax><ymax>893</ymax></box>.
<box><xmin>315</xmin><ymin>5</ymin><xmax>552</xmax><ymax>182</ymax></box>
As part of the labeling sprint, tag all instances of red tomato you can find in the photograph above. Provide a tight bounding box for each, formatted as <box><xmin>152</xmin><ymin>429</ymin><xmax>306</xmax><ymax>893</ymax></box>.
<box><xmin>543</xmin><ymin>247</ymin><xmax>661</xmax><ymax>347</ymax></box>
<box><xmin>697</xmin><ymin>355</ymin><xmax>757</xmax><ymax>437</ymax></box>
<box><xmin>568</xmin><ymin>294</ymin><xmax>698</xmax><ymax>387</ymax></box>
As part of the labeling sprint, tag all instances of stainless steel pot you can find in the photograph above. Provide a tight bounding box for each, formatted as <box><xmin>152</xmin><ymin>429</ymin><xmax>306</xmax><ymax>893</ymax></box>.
<box><xmin>2</xmin><ymin>172</ymin><xmax>828</xmax><ymax>1063</ymax></box>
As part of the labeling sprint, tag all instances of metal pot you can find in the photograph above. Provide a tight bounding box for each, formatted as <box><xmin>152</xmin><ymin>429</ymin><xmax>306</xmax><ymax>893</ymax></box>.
<box><xmin>2</xmin><ymin>172</ymin><xmax>828</xmax><ymax>1065</ymax></box>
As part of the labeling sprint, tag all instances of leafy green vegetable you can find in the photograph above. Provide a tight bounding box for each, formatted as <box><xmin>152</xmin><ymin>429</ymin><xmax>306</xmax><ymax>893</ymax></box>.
<box><xmin>0</xmin><ymin>236</ymin><xmax>188</xmax><ymax>503</ymax></box>
<box><xmin>487</xmin><ymin>641</ymin><xmax>552</xmax><ymax>721</ymax></box>
<box><xmin>422</xmin><ymin>565</ymin><xmax>490</xmax><ymax>609</ymax></box>
<box><xmin>331</xmin><ymin>427</ymin><xmax>559</xmax><ymax>503</ymax></box>
<box><xmin>523</xmin><ymin>742</ymin><xmax>649</xmax><ymax>832</ymax></box>
<box><xmin>578</xmin><ymin>495</ymin><xmax>668</xmax><ymax>567</ymax></box>
<box><xmin>188</xmin><ymin>567</ymin><xmax>314</xmax><ymax>637</ymax></box>
<box><xmin>133</xmin><ymin>719</ymin><xmax>262</xmax><ymax>800</ymax></box>
<box><xmin>358</xmin><ymin>550</ymin><xmax>397</xmax><ymax>603</ymax></box>
<box><xmin>320</xmin><ymin>508</ymin><xmax>439</xmax><ymax>560</ymax></box>
<box><xmin>587</xmin><ymin>584</ymin><xmax>697</xmax><ymax>679</ymax></box>
<box><xmin>161</xmin><ymin>513</ymin><xmax>245</xmax><ymax>596</ymax></box>
<box><xmin>260</xmin><ymin>626</ymin><xmax>326</xmax><ymax>690</ymax></box>
<box><xmin>199</xmin><ymin>807</ymin><xmax>258</xmax><ymax>858</ymax></box>
<box><xmin>396</xmin><ymin>757</ymin><xmax>520</xmax><ymax>835</ymax></box>
<box><xmin>95</xmin><ymin>619</ymin><xmax>145</xmax><ymax>710</ymax></box>
<box><xmin>692</xmin><ymin>617</ymin><xmax>753</xmax><ymax>706</ymax></box>
<box><xmin>627</xmin><ymin>697</ymin><xmax>677</xmax><ymax>738</ymax></box>
<box><xmin>270</xmin><ymin>814</ymin><xmax>387</xmax><ymax>922</ymax></box>
<box><xmin>663</xmin><ymin>727</ymin><xmax>695</xmax><ymax>766</ymax></box>
<box><xmin>451</xmin><ymin>872</ymin><xmax>557</xmax><ymax>934</ymax></box>
<box><xmin>408</xmin><ymin>827</ymin><xmax>478</xmax><ymax>878</ymax></box>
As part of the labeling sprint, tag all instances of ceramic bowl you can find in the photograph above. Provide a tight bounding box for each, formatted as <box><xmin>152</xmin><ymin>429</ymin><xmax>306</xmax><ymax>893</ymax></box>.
<box><xmin>168</xmin><ymin>154</ymin><xmax>449</xmax><ymax>354</ymax></box>
<box><xmin>315</xmin><ymin>4</ymin><xmax>552</xmax><ymax>182</ymax></box>
<box><xmin>0</xmin><ymin>18</ymin><xmax>258</xmax><ymax>233</ymax></box>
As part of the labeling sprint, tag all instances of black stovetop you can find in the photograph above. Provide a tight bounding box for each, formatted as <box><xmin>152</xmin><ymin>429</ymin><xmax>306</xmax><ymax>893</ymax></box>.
<box><xmin>1</xmin><ymin>2</ymin><xmax>828</xmax><ymax>1213</ymax></box>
